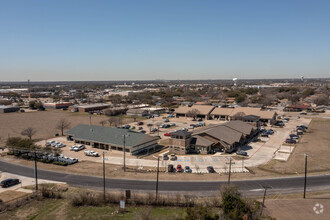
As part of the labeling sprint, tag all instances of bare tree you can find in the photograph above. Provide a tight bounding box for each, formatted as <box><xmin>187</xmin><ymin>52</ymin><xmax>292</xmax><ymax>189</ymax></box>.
<box><xmin>155</xmin><ymin>121</ymin><xmax>162</xmax><ymax>136</ymax></box>
<box><xmin>232</xmin><ymin>112</ymin><xmax>245</xmax><ymax>121</ymax></box>
<box><xmin>108</xmin><ymin>117</ymin><xmax>118</xmax><ymax>127</ymax></box>
<box><xmin>186</xmin><ymin>109</ymin><xmax>200</xmax><ymax>120</ymax></box>
<box><xmin>99</xmin><ymin>120</ymin><xmax>107</xmax><ymax>126</ymax></box>
<box><xmin>147</xmin><ymin>123</ymin><xmax>153</xmax><ymax>133</ymax></box>
<box><xmin>56</xmin><ymin>119</ymin><xmax>71</xmax><ymax>136</ymax></box>
<box><xmin>21</xmin><ymin>127</ymin><xmax>37</xmax><ymax>140</ymax></box>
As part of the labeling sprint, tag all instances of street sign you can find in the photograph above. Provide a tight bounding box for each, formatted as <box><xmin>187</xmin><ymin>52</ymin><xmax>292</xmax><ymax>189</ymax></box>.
<box><xmin>120</xmin><ymin>200</ymin><xmax>125</xmax><ymax>209</ymax></box>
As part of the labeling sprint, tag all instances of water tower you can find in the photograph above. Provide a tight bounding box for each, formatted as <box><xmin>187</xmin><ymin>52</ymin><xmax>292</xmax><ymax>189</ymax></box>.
<box><xmin>233</xmin><ymin>78</ymin><xmax>238</xmax><ymax>86</ymax></box>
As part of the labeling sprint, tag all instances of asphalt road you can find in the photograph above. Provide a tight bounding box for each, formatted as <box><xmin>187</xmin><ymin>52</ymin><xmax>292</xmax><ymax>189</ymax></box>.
<box><xmin>1</xmin><ymin>160</ymin><xmax>330</xmax><ymax>196</ymax></box>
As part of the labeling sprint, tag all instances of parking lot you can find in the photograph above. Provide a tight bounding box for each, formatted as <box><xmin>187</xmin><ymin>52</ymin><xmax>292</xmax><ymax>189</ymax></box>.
<box><xmin>35</xmin><ymin>114</ymin><xmax>311</xmax><ymax>174</ymax></box>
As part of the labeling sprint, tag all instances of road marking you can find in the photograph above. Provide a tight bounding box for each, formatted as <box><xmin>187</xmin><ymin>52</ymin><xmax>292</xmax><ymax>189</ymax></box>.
<box><xmin>249</xmin><ymin>189</ymin><xmax>264</xmax><ymax>192</ymax></box>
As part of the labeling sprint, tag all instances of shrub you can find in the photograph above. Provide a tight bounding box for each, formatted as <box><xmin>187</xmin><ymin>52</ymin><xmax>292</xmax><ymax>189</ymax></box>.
<box><xmin>41</xmin><ymin>186</ymin><xmax>62</xmax><ymax>199</ymax></box>
<box><xmin>53</xmin><ymin>162</ymin><xmax>68</xmax><ymax>166</ymax></box>
<box><xmin>22</xmin><ymin>155</ymin><xmax>31</xmax><ymax>160</ymax></box>
<box><xmin>71</xmin><ymin>192</ymin><xmax>103</xmax><ymax>207</ymax></box>
<box><xmin>221</xmin><ymin>185</ymin><xmax>261</xmax><ymax>220</ymax></box>
<box><xmin>185</xmin><ymin>205</ymin><xmax>219</xmax><ymax>220</ymax></box>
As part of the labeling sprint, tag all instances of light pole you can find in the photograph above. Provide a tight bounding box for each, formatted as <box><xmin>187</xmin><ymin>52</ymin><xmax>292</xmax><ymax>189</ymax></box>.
<box><xmin>103</xmin><ymin>151</ymin><xmax>106</xmax><ymax>201</ymax></box>
<box><xmin>122</xmin><ymin>134</ymin><xmax>130</xmax><ymax>172</ymax></box>
<box><xmin>156</xmin><ymin>156</ymin><xmax>160</xmax><ymax>202</ymax></box>
<box><xmin>260</xmin><ymin>186</ymin><xmax>271</xmax><ymax>217</ymax></box>
<box><xmin>228</xmin><ymin>157</ymin><xmax>232</xmax><ymax>184</ymax></box>
<box><xmin>34</xmin><ymin>150</ymin><xmax>38</xmax><ymax>191</ymax></box>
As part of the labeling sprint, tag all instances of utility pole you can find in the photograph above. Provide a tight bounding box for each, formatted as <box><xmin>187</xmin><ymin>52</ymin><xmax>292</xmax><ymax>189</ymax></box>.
<box><xmin>89</xmin><ymin>115</ymin><xmax>92</xmax><ymax>125</ymax></box>
<box><xmin>304</xmin><ymin>153</ymin><xmax>308</xmax><ymax>199</ymax></box>
<box><xmin>228</xmin><ymin>157</ymin><xmax>232</xmax><ymax>184</ymax></box>
<box><xmin>122</xmin><ymin>134</ymin><xmax>129</xmax><ymax>172</ymax></box>
<box><xmin>260</xmin><ymin>186</ymin><xmax>271</xmax><ymax>217</ymax></box>
<box><xmin>156</xmin><ymin>156</ymin><xmax>160</xmax><ymax>202</ymax></box>
<box><xmin>103</xmin><ymin>152</ymin><xmax>106</xmax><ymax>201</ymax></box>
<box><xmin>34</xmin><ymin>150</ymin><xmax>38</xmax><ymax>191</ymax></box>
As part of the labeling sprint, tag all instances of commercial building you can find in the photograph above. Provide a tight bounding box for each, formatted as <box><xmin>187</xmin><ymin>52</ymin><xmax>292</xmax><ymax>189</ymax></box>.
<box><xmin>175</xmin><ymin>105</ymin><xmax>215</xmax><ymax>119</ymax></box>
<box><xmin>0</xmin><ymin>105</ymin><xmax>20</xmax><ymax>113</ymax></box>
<box><xmin>168</xmin><ymin>121</ymin><xmax>258</xmax><ymax>154</ymax></box>
<box><xmin>65</xmin><ymin>124</ymin><xmax>159</xmax><ymax>155</ymax></box>
<box><xmin>210</xmin><ymin>107</ymin><xmax>276</xmax><ymax>125</ymax></box>
<box><xmin>126</xmin><ymin>108</ymin><xmax>149</xmax><ymax>117</ymax></box>
<box><xmin>69</xmin><ymin>103</ymin><xmax>111</xmax><ymax>112</ymax></box>
<box><xmin>43</xmin><ymin>102</ymin><xmax>73</xmax><ymax>109</ymax></box>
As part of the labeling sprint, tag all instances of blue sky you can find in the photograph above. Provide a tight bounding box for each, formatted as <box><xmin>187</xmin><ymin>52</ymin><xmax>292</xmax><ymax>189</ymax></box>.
<box><xmin>1</xmin><ymin>0</ymin><xmax>330</xmax><ymax>81</ymax></box>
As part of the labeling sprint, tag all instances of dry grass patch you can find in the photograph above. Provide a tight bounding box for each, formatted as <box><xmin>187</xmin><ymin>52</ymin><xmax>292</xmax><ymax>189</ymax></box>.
<box><xmin>0</xmin><ymin>190</ymin><xmax>28</xmax><ymax>203</ymax></box>
<box><xmin>259</xmin><ymin>118</ymin><xmax>330</xmax><ymax>174</ymax></box>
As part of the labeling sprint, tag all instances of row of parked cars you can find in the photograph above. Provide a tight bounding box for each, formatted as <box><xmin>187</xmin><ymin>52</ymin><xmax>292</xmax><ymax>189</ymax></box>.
<box><xmin>285</xmin><ymin>124</ymin><xmax>308</xmax><ymax>144</ymax></box>
<box><xmin>188</xmin><ymin>122</ymin><xmax>206</xmax><ymax>129</ymax></box>
<box><xmin>46</xmin><ymin>140</ymin><xmax>66</xmax><ymax>148</ymax></box>
<box><xmin>167</xmin><ymin>164</ymin><xmax>216</xmax><ymax>173</ymax></box>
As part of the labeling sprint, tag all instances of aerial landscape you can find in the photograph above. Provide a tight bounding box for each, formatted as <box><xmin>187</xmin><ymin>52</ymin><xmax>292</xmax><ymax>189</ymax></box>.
<box><xmin>0</xmin><ymin>1</ymin><xmax>329</xmax><ymax>220</ymax></box>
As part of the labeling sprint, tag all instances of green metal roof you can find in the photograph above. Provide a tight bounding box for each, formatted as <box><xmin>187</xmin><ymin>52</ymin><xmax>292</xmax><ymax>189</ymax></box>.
<box><xmin>65</xmin><ymin>124</ymin><xmax>158</xmax><ymax>148</ymax></box>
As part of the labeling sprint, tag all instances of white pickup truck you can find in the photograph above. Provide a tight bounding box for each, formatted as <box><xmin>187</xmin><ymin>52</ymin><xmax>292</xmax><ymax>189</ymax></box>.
<box><xmin>84</xmin><ymin>150</ymin><xmax>99</xmax><ymax>157</ymax></box>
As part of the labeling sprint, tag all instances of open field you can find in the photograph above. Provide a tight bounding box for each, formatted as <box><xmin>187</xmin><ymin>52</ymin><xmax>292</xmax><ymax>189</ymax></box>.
<box><xmin>0</xmin><ymin>110</ymin><xmax>137</xmax><ymax>145</ymax></box>
<box><xmin>258</xmin><ymin>118</ymin><xmax>330</xmax><ymax>174</ymax></box>
<box><xmin>0</xmin><ymin>190</ymin><xmax>28</xmax><ymax>203</ymax></box>
<box><xmin>0</xmin><ymin>199</ymin><xmax>189</xmax><ymax>220</ymax></box>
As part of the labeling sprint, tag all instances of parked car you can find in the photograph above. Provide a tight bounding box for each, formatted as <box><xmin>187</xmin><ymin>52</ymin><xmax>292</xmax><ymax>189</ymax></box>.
<box><xmin>236</xmin><ymin>150</ymin><xmax>248</xmax><ymax>156</ymax></box>
<box><xmin>137</xmin><ymin>122</ymin><xmax>144</xmax><ymax>125</ymax></box>
<box><xmin>168</xmin><ymin>164</ymin><xmax>175</xmax><ymax>173</ymax></box>
<box><xmin>188</xmin><ymin>125</ymin><xmax>195</xmax><ymax>129</ymax></box>
<box><xmin>151</xmin><ymin>128</ymin><xmax>158</xmax><ymax>132</ymax></box>
<box><xmin>168</xmin><ymin>115</ymin><xmax>175</xmax><ymax>118</ymax></box>
<box><xmin>1</xmin><ymin>179</ymin><xmax>20</xmax><ymax>188</ymax></box>
<box><xmin>207</xmin><ymin>166</ymin><xmax>216</xmax><ymax>173</ymax></box>
<box><xmin>137</xmin><ymin>127</ymin><xmax>143</xmax><ymax>130</ymax></box>
<box><xmin>289</xmin><ymin>134</ymin><xmax>299</xmax><ymax>139</ymax></box>
<box><xmin>74</xmin><ymin>145</ymin><xmax>85</xmax><ymax>152</ymax></box>
<box><xmin>84</xmin><ymin>150</ymin><xmax>99</xmax><ymax>157</ymax></box>
<box><xmin>285</xmin><ymin>139</ymin><xmax>296</xmax><ymax>144</ymax></box>
<box><xmin>198</xmin><ymin>118</ymin><xmax>203</xmax><ymax>121</ymax></box>
<box><xmin>170</xmin><ymin>154</ymin><xmax>177</xmax><ymax>161</ymax></box>
<box><xmin>300</xmin><ymin>112</ymin><xmax>307</xmax><ymax>115</ymax></box>
<box><xmin>185</xmin><ymin>166</ymin><xmax>192</xmax><ymax>173</ymax></box>
<box><xmin>170</xmin><ymin>123</ymin><xmax>176</xmax><ymax>126</ymax></box>
<box><xmin>198</xmin><ymin>122</ymin><xmax>205</xmax><ymax>126</ymax></box>
<box><xmin>163</xmin><ymin>119</ymin><xmax>170</xmax><ymax>122</ymax></box>
<box><xmin>164</xmin><ymin>133</ymin><xmax>171</xmax><ymax>137</ymax></box>
<box><xmin>55</xmin><ymin>143</ymin><xmax>66</xmax><ymax>148</ymax></box>
<box><xmin>261</xmin><ymin>133</ymin><xmax>269</xmax><ymax>137</ymax></box>
<box><xmin>163</xmin><ymin>154</ymin><xmax>169</xmax><ymax>160</ymax></box>
<box><xmin>275</xmin><ymin>122</ymin><xmax>285</xmax><ymax>127</ymax></box>
<box><xmin>176</xmin><ymin>164</ymin><xmax>183</xmax><ymax>173</ymax></box>
<box><xmin>130</xmin><ymin>126</ymin><xmax>136</xmax><ymax>129</ymax></box>
<box><xmin>140</xmin><ymin>130</ymin><xmax>146</xmax><ymax>133</ymax></box>
<box><xmin>123</xmin><ymin>125</ymin><xmax>130</xmax><ymax>129</ymax></box>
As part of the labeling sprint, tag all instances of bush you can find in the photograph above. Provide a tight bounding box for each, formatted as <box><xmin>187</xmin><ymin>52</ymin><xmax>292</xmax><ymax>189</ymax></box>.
<box><xmin>185</xmin><ymin>205</ymin><xmax>219</xmax><ymax>220</ymax></box>
<box><xmin>41</xmin><ymin>186</ymin><xmax>62</xmax><ymax>199</ymax></box>
<box><xmin>71</xmin><ymin>192</ymin><xmax>103</xmax><ymax>207</ymax></box>
<box><xmin>53</xmin><ymin>162</ymin><xmax>68</xmax><ymax>166</ymax></box>
<box><xmin>22</xmin><ymin>155</ymin><xmax>31</xmax><ymax>160</ymax></box>
<box><xmin>221</xmin><ymin>185</ymin><xmax>261</xmax><ymax>220</ymax></box>
<box><xmin>7</xmin><ymin>151</ymin><xmax>14</xmax><ymax>155</ymax></box>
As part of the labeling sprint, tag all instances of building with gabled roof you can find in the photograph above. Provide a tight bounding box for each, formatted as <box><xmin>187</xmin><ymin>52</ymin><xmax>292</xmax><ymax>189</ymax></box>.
<box><xmin>65</xmin><ymin>124</ymin><xmax>159</xmax><ymax>155</ymax></box>
<box><xmin>174</xmin><ymin>104</ymin><xmax>215</xmax><ymax>119</ymax></box>
<box><xmin>168</xmin><ymin>121</ymin><xmax>258</xmax><ymax>154</ymax></box>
